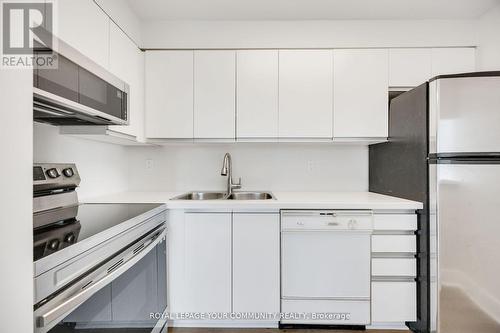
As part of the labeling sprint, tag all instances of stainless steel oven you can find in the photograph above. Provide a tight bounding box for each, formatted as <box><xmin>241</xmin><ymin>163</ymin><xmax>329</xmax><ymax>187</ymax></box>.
<box><xmin>33</xmin><ymin>164</ymin><xmax>168</xmax><ymax>333</ymax></box>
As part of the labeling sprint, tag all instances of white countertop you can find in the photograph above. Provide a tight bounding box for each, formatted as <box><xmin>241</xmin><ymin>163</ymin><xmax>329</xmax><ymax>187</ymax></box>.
<box><xmin>84</xmin><ymin>191</ymin><xmax>422</xmax><ymax>211</ymax></box>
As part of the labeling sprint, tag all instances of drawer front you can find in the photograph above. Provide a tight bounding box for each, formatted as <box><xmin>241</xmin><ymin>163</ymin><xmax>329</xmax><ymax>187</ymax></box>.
<box><xmin>281</xmin><ymin>211</ymin><xmax>373</xmax><ymax>231</ymax></box>
<box><xmin>281</xmin><ymin>299</ymin><xmax>370</xmax><ymax>325</ymax></box>
<box><xmin>373</xmin><ymin>214</ymin><xmax>417</xmax><ymax>231</ymax></box>
<box><xmin>372</xmin><ymin>281</ymin><xmax>416</xmax><ymax>322</ymax></box>
<box><xmin>371</xmin><ymin>235</ymin><xmax>416</xmax><ymax>253</ymax></box>
<box><xmin>371</xmin><ymin>258</ymin><xmax>416</xmax><ymax>277</ymax></box>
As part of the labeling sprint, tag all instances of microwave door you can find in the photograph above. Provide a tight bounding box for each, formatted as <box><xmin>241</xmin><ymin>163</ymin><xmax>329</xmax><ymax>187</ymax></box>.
<box><xmin>78</xmin><ymin>68</ymin><xmax>127</xmax><ymax>122</ymax></box>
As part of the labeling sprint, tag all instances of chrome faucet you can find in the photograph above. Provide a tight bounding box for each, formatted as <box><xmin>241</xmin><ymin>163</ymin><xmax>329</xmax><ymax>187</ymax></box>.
<box><xmin>220</xmin><ymin>153</ymin><xmax>241</xmax><ymax>196</ymax></box>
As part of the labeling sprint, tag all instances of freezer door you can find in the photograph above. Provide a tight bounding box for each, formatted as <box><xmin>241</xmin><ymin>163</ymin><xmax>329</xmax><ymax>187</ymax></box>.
<box><xmin>434</xmin><ymin>162</ymin><xmax>500</xmax><ymax>333</ymax></box>
<box><xmin>429</xmin><ymin>76</ymin><xmax>500</xmax><ymax>154</ymax></box>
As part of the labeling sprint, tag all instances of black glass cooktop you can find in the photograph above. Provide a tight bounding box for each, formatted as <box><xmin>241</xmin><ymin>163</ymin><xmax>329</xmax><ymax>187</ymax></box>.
<box><xmin>33</xmin><ymin>203</ymin><xmax>163</xmax><ymax>261</ymax></box>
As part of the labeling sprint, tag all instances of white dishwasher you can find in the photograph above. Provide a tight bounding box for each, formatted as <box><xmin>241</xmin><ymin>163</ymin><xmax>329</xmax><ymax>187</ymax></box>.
<box><xmin>281</xmin><ymin>210</ymin><xmax>373</xmax><ymax>326</ymax></box>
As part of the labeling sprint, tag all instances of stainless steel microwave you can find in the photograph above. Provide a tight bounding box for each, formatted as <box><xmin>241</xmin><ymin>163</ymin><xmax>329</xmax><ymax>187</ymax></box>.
<box><xmin>33</xmin><ymin>35</ymin><xmax>129</xmax><ymax>126</ymax></box>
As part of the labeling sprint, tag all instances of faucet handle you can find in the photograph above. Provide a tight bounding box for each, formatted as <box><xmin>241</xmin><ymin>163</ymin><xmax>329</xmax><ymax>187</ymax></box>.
<box><xmin>233</xmin><ymin>177</ymin><xmax>242</xmax><ymax>188</ymax></box>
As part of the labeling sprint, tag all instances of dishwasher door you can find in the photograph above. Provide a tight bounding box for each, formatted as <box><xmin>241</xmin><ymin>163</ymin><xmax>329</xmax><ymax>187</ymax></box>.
<box><xmin>281</xmin><ymin>211</ymin><xmax>372</xmax><ymax>299</ymax></box>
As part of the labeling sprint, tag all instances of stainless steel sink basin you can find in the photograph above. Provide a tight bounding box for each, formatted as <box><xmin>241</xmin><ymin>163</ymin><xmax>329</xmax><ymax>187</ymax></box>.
<box><xmin>171</xmin><ymin>191</ymin><xmax>227</xmax><ymax>200</ymax></box>
<box><xmin>171</xmin><ymin>191</ymin><xmax>276</xmax><ymax>200</ymax></box>
<box><xmin>227</xmin><ymin>191</ymin><xmax>275</xmax><ymax>200</ymax></box>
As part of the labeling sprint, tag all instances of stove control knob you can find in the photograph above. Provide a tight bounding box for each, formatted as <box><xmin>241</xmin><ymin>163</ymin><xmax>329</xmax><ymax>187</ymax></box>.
<box><xmin>62</xmin><ymin>168</ymin><xmax>74</xmax><ymax>177</ymax></box>
<box><xmin>48</xmin><ymin>239</ymin><xmax>60</xmax><ymax>250</ymax></box>
<box><xmin>46</xmin><ymin>168</ymin><xmax>60</xmax><ymax>179</ymax></box>
<box><xmin>64</xmin><ymin>233</ymin><xmax>76</xmax><ymax>243</ymax></box>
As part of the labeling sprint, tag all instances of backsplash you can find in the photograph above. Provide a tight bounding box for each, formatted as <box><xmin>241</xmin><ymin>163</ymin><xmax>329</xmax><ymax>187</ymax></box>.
<box><xmin>126</xmin><ymin>143</ymin><xmax>368</xmax><ymax>192</ymax></box>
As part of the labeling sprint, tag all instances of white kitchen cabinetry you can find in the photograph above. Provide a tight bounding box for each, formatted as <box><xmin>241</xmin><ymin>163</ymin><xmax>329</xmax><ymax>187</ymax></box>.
<box><xmin>145</xmin><ymin>51</ymin><xmax>194</xmax><ymax>139</ymax></box>
<box><xmin>236</xmin><ymin>51</ymin><xmax>279</xmax><ymax>138</ymax></box>
<box><xmin>389</xmin><ymin>49</ymin><xmax>432</xmax><ymax>87</ymax></box>
<box><xmin>279</xmin><ymin>50</ymin><xmax>333</xmax><ymax>138</ymax></box>
<box><xmin>372</xmin><ymin>281</ymin><xmax>417</xmax><ymax>322</ymax></box>
<box><xmin>56</xmin><ymin>0</ymin><xmax>110</xmax><ymax>69</ymax></box>
<box><xmin>371</xmin><ymin>213</ymin><xmax>418</xmax><ymax>326</ymax></box>
<box><xmin>194</xmin><ymin>51</ymin><xmax>236</xmax><ymax>139</ymax></box>
<box><xmin>431</xmin><ymin>48</ymin><xmax>476</xmax><ymax>77</ymax></box>
<box><xmin>108</xmin><ymin>22</ymin><xmax>145</xmax><ymax>141</ymax></box>
<box><xmin>232</xmin><ymin>213</ymin><xmax>280</xmax><ymax>314</ymax></box>
<box><xmin>184</xmin><ymin>212</ymin><xmax>232</xmax><ymax>313</ymax></box>
<box><xmin>333</xmin><ymin>49</ymin><xmax>389</xmax><ymax>139</ymax></box>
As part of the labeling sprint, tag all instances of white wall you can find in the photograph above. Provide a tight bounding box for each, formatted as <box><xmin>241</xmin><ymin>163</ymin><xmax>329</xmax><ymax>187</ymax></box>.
<box><xmin>476</xmin><ymin>4</ymin><xmax>500</xmax><ymax>70</ymax></box>
<box><xmin>34</xmin><ymin>123</ymin><xmax>130</xmax><ymax>200</ymax></box>
<box><xmin>141</xmin><ymin>19</ymin><xmax>476</xmax><ymax>49</ymax></box>
<box><xmin>0</xmin><ymin>70</ymin><xmax>33</xmax><ymax>332</ymax></box>
<box><xmin>126</xmin><ymin>144</ymin><xmax>368</xmax><ymax>192</ymax></box>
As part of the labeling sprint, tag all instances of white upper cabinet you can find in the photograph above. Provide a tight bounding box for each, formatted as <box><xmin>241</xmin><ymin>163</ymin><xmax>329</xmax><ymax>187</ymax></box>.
<box><xmin>431</xmin><ymin>48</ymin><xmax>476</xmax><ymax>77</ymax></box>
<box><xmin>279</xmin><ymin>50</ymin><xmax>334</xmax><ymax>138</ymax></box>
<box><xmin>145</xmin><ymin>51</ymin><xmax>194</xmax><ymax>139</ymax></box>
<box><xmin>108</xmin><ymin>23</ymin><xmax>144</xmax><ymax>140</ymax></box>
<box><xmin>56</xmin><ymin>0</ymin><xmax>110</xmax><ymax>68</ymax></box>
<box><xmin>333</xmin><ymin>49</ymin><xmax>389</xmax><ymax>138</ymax></box>
<box><xmin>236</xmin><ymin>50</ymin><xmax>279</xmax><ymax>138</ymax></box>
<box><xmin>389</xmin><ymin>49</ymin><xmax>432</xmax><ymax>87</ymax></box>
<box><xmin>194</xmin><ymin>51</ymin><xmax>236</xmax><ymax>139</ymax></box>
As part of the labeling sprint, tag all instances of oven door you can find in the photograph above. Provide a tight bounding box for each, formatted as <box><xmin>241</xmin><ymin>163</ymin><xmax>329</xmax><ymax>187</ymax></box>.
<box><xmin>34</xmin><ymin>227</ymin><xmax>168</xmax><ymax>333</ymax></box>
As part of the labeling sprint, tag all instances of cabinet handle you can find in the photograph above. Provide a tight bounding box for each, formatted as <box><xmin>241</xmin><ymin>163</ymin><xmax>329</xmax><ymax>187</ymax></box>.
<box><xmin>327</xmin><ymin>222</ymin><xmax>339</xmax><ymax>226</ymax></box>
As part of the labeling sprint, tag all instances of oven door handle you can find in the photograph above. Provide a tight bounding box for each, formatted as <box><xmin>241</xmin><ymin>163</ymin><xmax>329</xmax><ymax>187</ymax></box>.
<box><xmin>35</xmin><ymin>227</ymin><xmax>167</xmax><ymax>331</ymax></box>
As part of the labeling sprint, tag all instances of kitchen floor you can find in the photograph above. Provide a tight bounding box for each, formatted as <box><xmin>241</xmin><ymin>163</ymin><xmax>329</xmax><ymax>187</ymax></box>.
<box><xmin>439</xmin><ymin>286</ymin><xmax>500</xmax><ymax>333</ymax></box>
<box><xmin>52</xmin><ymin>327</ymin><xmax>409</xmax><ymax>332</ymax></box>
<box><xmin>169</xmin><ymin>329</ymin><xmax>409</xmax><ymax>333</ymax></box>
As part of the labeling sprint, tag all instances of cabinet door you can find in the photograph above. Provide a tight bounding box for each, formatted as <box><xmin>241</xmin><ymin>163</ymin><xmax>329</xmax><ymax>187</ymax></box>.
<box><xmin>57</xmin><ymin>0</ymin><xmax>109</xmax><ymax>68</ymax></box>
<box><xmin>194</xmin><ymin>51</ymin><xmax>236</xmax><ymax>139</ymax></box>
<box><xmin>184</xmin><ymin>212</ymin><xmax>231</xmax><ymax>313</ymax></box>
<box><xmin>333</xmin><ymin>49</ymin><xmax>389</xmax><ymax>138</ymax></box>
<box><xmin>372</xmin><ymin>281</ymin><xmax>417</xmax><ymax>322</ymax></box>
<box><xmin>233</xmin><ymin>213</ymin><xmax>280</xmax><ymax>313</ymax></box>
<box><xmin>431</xmin><ymin>48</ymin><xmax>476</xmax><ymax>77</ymax></box>
<box><xmin>389</xmin><ymin>49</ymin><xmax>432</xmax><ymax>87</ymax></box>
<box><xmin>236</xmin><ymin>50</ymin><xmax>279</xmax><ymax>138</ymax></box>
<box><xmin>108</xmin><ymin>22</ymin><xmax>144</xmax><ymax>140</ymax></box>
<box><xmin>145</xmin><ymin>51</ymin><xmax>194</xmax><ymax>139</ymax></box>
<box><xmin>279</xmin><ymin>50</ymin><xmax>333</xmax><ymax>138</ymax></box>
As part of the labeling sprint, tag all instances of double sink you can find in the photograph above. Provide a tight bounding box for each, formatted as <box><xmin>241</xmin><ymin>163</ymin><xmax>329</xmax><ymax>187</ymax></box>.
<box><xmin>171</xmin><ymin>191</ymin><xmax>276</xmax><ymax>201</ymax></box>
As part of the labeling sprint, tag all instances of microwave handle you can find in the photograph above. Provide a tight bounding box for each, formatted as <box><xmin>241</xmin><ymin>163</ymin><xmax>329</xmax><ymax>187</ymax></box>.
<box><xmin>36</xmin><ymin>228</ymin><xmax>166</xmax><ymax>330</ymax></box>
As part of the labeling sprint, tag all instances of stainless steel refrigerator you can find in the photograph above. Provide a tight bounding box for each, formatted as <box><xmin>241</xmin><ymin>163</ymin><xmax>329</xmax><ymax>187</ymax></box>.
<box><xmin>369</xmin><ymin>72</ymin><xmax>500</xmax><ymax>333</ymax></box>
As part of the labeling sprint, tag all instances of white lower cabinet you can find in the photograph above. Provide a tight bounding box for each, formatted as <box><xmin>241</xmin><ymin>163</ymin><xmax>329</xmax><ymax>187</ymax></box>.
<box><xmin>232</xmin><ymin>213</ymin><xmax>280</xmax><ymax>314</ymax></box>
<box><xmin>371</xmin><ymin>213</ymin><xmax>418</xmax><ymax>326</ymax></box>
<box><xmin>372</xmin><ymin>281</ymin><xmax>417</xmax><ymax>323</ymax></box>
<box><xmin>177</xmin><ymin>211</ymin><xmax>279</xmax><ymax>323</ymax></box>
<box><xmin>184</xmin><ymin>212</ymin><xmax>232</xmax><ymax>313</ymax></box>
<box><xmin>372</xmin><ymin>234</ymin><xmax>416</xmax><ymax>253</ymax></box>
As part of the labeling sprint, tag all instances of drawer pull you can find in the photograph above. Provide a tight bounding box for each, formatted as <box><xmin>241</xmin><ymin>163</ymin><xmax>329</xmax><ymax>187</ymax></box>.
<box><xmin>328</xmin><ymin>222</ymin><xmax>339</xmax><ymax>226</ymax></box>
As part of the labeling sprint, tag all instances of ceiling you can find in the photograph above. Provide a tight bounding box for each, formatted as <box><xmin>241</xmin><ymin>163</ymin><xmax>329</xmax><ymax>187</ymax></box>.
<box><xmin>128</xmin><ymin>0</ymin><xmax>500</xmax><ymax>21</ymax></box>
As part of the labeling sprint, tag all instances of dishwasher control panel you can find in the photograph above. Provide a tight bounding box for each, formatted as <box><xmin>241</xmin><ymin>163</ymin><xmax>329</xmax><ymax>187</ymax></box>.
<box><xmin>281</xmin><ymin>210</ymin><xmax>373</xmax><ymax>231</ymax></box>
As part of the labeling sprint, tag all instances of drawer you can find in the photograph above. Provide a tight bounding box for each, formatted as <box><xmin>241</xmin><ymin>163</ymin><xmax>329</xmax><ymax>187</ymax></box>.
<box><xmin>371</xmin><ymin>258</ymin><xmax>416</xmax><ymax>277</ymax></box>
<box><xmin>373</xmin><ymin>214</ymin><xmax>417</xmax><ymax>231</ymax></box>
<box><xmin>281</xmin><ymin>299</ymin><xmax>370</xmax><ymax>325</ymax></box>
<box><xmin>372</xmin><ymin>281</ymin><xmax>416</xmax><ymax>322</ymax></box>
<box><xmin>371</xmin><ymin>235</ymin><xmax>416</xmax><ymax>253</ymax></box>
<box><xmin>281</xmin><ymin>211</ymin><xmax>373</xmax><ymax>231</ymax></box>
